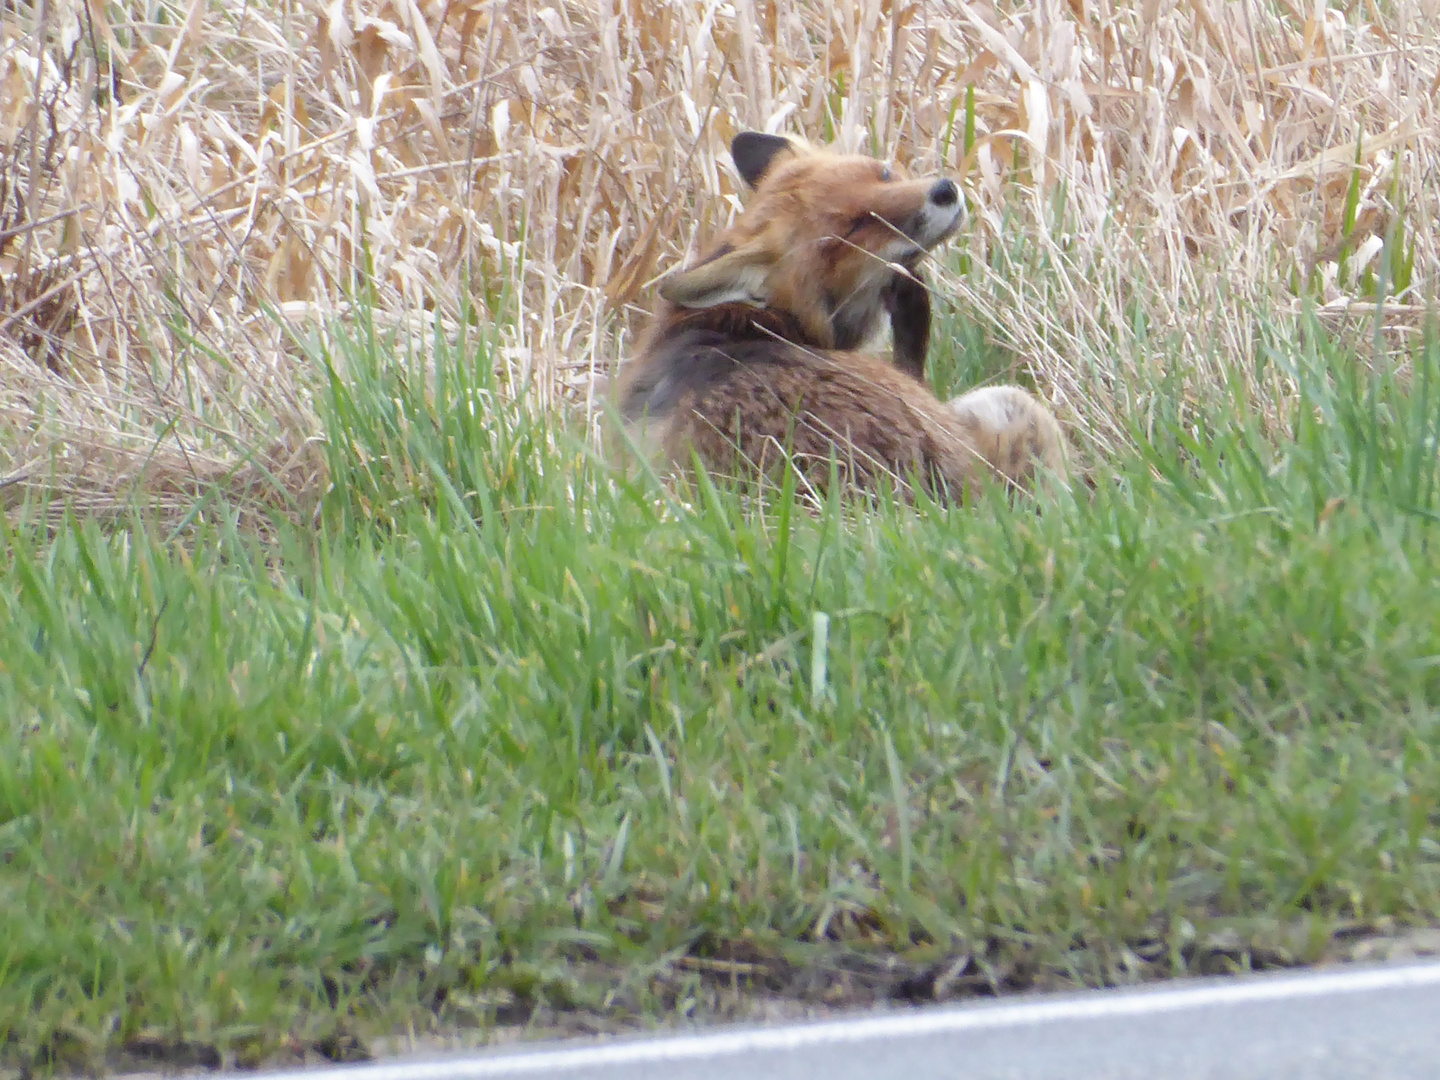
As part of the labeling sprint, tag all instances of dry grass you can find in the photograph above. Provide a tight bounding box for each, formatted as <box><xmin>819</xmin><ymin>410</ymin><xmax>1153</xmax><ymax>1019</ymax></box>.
<box><xmin>1</xmin><ymin>0</ymin><xmax>1437</xmax><ymax>523</ymax></box>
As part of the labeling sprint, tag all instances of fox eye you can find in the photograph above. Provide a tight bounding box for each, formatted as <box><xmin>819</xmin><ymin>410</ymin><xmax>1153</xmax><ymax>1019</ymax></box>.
<box><xmin>843</xmin><ymin>210</ymin><xmax>879</xmax><ymax>237</ymax></box>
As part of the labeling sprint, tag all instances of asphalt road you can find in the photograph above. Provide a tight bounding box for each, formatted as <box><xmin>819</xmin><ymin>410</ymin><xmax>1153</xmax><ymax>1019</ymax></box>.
<box><xmin>250</xmin><ymin>961</ymin><xmax>1440</xmax><ymax>1080</ymax></box>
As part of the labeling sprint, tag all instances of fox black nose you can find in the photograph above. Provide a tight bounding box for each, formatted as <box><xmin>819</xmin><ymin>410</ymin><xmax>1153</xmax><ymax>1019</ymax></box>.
<box><xmin>929</xmin><ymin>178</ymin><xmax>958</xmax><ymax>207</ymax></box>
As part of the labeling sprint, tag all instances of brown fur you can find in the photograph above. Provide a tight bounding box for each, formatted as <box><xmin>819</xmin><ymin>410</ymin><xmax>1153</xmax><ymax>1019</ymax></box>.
<box><xmin>613</xmin><ymin>133</ymin><xmax>1065</xmax><ymax>501</ymax></box>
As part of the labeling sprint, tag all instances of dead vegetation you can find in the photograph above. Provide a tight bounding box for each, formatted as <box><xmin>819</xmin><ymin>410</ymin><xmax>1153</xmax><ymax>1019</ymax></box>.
<box><xmin>0</xmin><ymin>0</ymin><xmax>1436</xmax><ymax>525</ymax></box>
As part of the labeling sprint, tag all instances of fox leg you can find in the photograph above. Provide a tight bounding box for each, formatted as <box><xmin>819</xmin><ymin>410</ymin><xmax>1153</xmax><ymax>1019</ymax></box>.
<box><xmin>882</xmin><ymin>268</ymin><xmax>932</xmax><ymax>381</ymax></box>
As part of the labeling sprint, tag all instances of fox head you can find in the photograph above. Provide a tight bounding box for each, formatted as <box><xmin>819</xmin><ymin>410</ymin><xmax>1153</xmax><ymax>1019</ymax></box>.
<box><xmin>659</xmin><ymin>132</ymin><xmax>962</xmax><ymax>350</ymax></box>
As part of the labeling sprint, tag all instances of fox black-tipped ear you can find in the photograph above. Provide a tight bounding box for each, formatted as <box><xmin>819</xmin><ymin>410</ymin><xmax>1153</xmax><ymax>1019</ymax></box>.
<box><xmin>732</xmin><ymin>132</ymin><xmax>796</xmax><ymax>188</ymax></box>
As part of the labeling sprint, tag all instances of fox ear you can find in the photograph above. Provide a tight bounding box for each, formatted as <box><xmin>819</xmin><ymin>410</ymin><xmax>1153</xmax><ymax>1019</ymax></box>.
<box><xmin>659</xmin><ymin>243</ymin><xmax>774</xmax><ymax>309</ymax></box>
<box><xmin>732</xmin><ymin>132</ymin><xmax>798</xmax><ymax>188</ymax></box>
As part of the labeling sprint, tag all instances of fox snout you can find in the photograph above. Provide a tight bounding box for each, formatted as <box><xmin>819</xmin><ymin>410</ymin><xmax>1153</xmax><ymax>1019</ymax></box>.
<box><xmin>903</xmin><ymin>177</ymin><xmax>962</xmax><ymax>255</ymax></box>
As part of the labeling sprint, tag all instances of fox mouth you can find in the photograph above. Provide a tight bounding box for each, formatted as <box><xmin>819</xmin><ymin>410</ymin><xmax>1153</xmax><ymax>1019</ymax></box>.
<box><xmin>903</xmin><ymin>200</ymin><xmax>963</xmax><ymax>255</ymax></box>
<box><xmin>883</xmin><ymin>211</ymin><xmax>961</xmax><ymax>266</ymax></box>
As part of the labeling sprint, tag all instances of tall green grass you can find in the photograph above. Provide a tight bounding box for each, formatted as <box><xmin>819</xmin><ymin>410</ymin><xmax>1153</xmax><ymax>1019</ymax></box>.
<box><xmin>2</xmin><ymin>310</ymin><xmax>1438</xmax><ymax>1071</ymax></box>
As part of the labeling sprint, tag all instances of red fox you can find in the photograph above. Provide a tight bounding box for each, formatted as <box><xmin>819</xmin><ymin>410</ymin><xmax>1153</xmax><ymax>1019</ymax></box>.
<box><xmin>614</xmin><ymin>132</ymin><xmax>1065</xmax><ymax>501</ymax></box>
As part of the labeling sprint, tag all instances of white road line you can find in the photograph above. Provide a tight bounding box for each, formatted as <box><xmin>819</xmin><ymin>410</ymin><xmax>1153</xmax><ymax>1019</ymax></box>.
<box><xmin>249</xmin><ymin>960</ymin><xmax>1440</xmax><ymax>1080</ymax></box>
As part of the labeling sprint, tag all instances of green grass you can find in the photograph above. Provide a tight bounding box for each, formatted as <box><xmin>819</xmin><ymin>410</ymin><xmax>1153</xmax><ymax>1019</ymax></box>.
<box><xmin>3</xmin><ymin>310</ymin><xmax>1440</xmax><ymax>1073</ymax></box>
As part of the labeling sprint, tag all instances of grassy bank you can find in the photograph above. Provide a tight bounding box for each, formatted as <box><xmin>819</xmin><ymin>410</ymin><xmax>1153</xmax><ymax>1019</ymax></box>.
<box><xmin>4</xmin><ymin>311</ymin><xmax>1439</xmax><ymax>1072</ymax></box>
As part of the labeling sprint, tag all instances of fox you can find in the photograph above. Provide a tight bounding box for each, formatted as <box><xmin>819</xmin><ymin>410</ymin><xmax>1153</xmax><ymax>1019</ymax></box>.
<box><xmin>613</xmin><ymin>131</ymin><xmax>1065</xmax><ymax>501</ymax></box>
